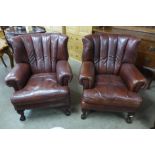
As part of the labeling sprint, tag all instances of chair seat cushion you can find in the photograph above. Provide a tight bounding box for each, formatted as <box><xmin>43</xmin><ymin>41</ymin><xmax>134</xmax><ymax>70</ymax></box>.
<box><xmin>82</xmin><ymin>75</ymin><xmax>142</xmax><ymax>112</ymax></box>
<box><xmin>11</xmin><ymin>73</ymin><xmax>69</xmax><ymax>106</ymax></box>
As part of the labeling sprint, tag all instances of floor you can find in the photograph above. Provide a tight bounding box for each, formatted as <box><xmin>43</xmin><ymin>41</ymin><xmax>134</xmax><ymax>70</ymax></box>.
<box><xmin>0</xmin><ymin>55</ymin><xmax>155</xmax><ymax>129</ymax></box>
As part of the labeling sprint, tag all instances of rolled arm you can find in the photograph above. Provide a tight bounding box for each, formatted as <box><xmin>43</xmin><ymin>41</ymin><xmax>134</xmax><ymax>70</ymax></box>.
<box><xmin>56</xmin><ymin>60</ymin><xmax>73</xmax><ymax>86</ymax></box>
<box><xmin>79</xmin><ymin>61</ymin><xmax>95</xmax><ymax>89</ymax></box>
<box><xmin>5</xmin><ymin>63</ymin><xmax>31</xmax><ymax>90</ymax></box>
<box><xmin>120</xmin><ymin>63</ymin><xmax>147</xmax><ymax>92</ymax></box>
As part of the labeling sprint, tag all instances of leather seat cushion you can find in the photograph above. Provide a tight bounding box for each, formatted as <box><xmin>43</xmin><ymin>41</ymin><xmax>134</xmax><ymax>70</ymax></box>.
<box><xmin>11</xmin><ymin>73</ymin><xmax>69</xmax><ymax>105</ymax></box>
<box><xmin>82</xmin><ymin>74</ymin><xmax>142</xmax><ymax>111</ymax></box>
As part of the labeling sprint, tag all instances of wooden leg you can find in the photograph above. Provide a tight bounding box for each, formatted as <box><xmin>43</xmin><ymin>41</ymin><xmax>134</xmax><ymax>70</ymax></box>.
<box><xmin>0</xmin><ymin>56</ymin><xmax>7</xmax><ymax>67</ymax></box>
<box><xmin>63</xmin><ymin>107</ymin><xmax>71</xmax><ymax>116</ymax></box>
<box><xmin>17</xmin><ymin>110</ymin><xmax>26</xmax><ymax>121</ymax></box>
<box><xmin>81</xmin><ymin>109</ymin><xmax>88</xmax><ymax>120</ymax></box>
<box><xmin>5</xmin><ymin>48</ymin><xmax>14</xmax><ymax>68</ymax></box>
<box><xmin>126</xmin><ymin>112</ymin><xmax>135</xmax><ymax>123</ymax></box>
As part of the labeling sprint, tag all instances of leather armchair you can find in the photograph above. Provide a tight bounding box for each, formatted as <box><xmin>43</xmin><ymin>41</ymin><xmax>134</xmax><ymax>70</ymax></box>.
<box><xmin>5</xmin><ymin>33</ymin><xmax>73</xmax><ymax>121</ymax></box>
<box><xmin>79</xmin><ymin>33</ymin><xmax>146</xmax><ymax>123</ymax></box>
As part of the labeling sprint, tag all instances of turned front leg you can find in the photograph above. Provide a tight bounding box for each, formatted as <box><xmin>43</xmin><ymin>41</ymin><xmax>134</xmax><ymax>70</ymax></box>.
<box><xmin>81</xmin><ymin>109</ymin><xmax>88</xmax><ymax>120</ymax></box>
<box><xmin>17</xmin><ymin>110</ymin><xmax>26</xmax><ymax>121</ymax></box>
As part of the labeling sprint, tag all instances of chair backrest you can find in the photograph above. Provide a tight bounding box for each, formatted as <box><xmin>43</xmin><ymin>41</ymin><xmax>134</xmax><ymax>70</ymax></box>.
<box><xmin>12</xmin><ymin>33</ymin><xmax>68</xmax><ymax>74</ymax></box>
<box><xmin>82</xmin><ymin>33</ymin><xmax>140</xmax><ymax>74</ymax></box>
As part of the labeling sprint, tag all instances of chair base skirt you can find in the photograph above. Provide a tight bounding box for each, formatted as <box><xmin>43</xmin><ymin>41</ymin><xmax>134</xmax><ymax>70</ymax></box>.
<box><xmin>81</xmin><ymin>108</ymin><xmax>136</xmax><ymax>123</ymax></box>
<box><xmin>81</xmin><ymin>101</ymin><xmax>137</xmax><ymax>123</ymax></box>
<box><xmin>14</xmin><ymin>98</ymin><xmax>71</xmax><ymax>121</ymax></box>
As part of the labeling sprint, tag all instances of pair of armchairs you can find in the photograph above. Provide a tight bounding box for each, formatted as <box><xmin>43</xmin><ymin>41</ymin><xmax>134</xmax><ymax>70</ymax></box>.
<box><xmin>5</xmin><ymin>33</ymin><xmax>146</xmax><ymax>123</ymax></box>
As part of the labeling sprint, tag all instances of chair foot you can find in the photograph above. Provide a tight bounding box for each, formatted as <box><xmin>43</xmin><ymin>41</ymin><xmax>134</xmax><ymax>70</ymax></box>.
<box><xmin>63</xmin><ymin>108</ymin><xmax>71</xmax><ymax>116</ymax></box>
<box><xmin>126</xmin><ymin>112</ymin><xmax>135</xmax><ymax>123</ymax></box>
<box><xmin>81</xmin><ymin>110</ymin><xmax>88</xmax><ymax>120</ymax></box>
<box><xmin>17</xmin><ymin>110</ymin><xmax>26</xmax><ymax>121</ymax></box>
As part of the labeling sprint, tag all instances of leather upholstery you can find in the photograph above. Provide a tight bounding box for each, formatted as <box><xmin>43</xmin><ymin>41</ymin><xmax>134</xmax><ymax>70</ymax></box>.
<box><xmin>5</xmin><ymin>63</ymin><xmax>31</xmax><ymax>90</ymax></box>
<box><xmin>79</xmin><ymin>33</ymin><xmax>146</xmax><ymax>113</ymax></box>
<box><xmin>11</xmin><ymin>73</ymin><xmax>69</xmax><ymax>109</ymax></box>
<box><xmin>5</xmin><ymin>33</ymin><xmax>73</xmax><ymax>112</ymax></box>
<box><xmin>79</xmin><ymin>61</ymin><xmax>95</xmax><ymax>89</ymax></box>
<box><xmin>12</xmin><ymin>33</ymin><xmax>69</xmax><ymax>74</ymax></box>
<box><xmin>82</xmin><ymin>33</ymin><xmax>139</xmax><ymax>74</ymax></box>
<box><xmin>82</xmin><ymin>75</ymin><xmax>142</xmax><ymax>112</ymax></box>
<box><xmin>120</xmin><ymin>63</ymin><xmax>146</xmax><ymax>92</ymax></box>
<box><xmin>56</xmin><ymin>60</ymin><xmax>73</xmax><ymax>85</ymax></box>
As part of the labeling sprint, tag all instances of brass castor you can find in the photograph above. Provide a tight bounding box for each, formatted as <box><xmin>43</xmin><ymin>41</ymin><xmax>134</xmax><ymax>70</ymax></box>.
<box><xmin>17</xmin><ymin>110</ymin><xmax>26</xmax><ymax>121</ymax></box>
<box><xmin>126</xmin><ymin>112</ymin><xmax>135</xmax><ymax>123</ymax></box>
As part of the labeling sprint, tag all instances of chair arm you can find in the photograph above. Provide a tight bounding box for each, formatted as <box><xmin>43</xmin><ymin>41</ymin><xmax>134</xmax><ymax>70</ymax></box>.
<box><xmin>120</xmin><ymin>63</ymin><xmax>147</xmax><ymax>92</ymax></box>
<box><xmin>5</xmin><ymin>63</ymin><xmax>31</xmax><ymax>90</ymax></box>
<box><xmin>79</xmin><ymin>61</ymin><xmax>95</xmax><ymax>89</ymax></box>
<box><xmin>56</xmin><ymin>60</ymin><xmax>73</xmax><ymax>86</ymax></box>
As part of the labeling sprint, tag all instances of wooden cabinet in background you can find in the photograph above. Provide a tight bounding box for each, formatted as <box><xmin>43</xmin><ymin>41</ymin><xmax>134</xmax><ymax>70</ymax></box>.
<box><xmin>93</xmin><ymin>26</ymin><xmax>155</xmax><ymax>69</ymax></box>
<box><xmin>44</xmin><ymin>26</ymin><xmax>66</xmax><ymax>34</ymax></box>
<box><xmin>137</xmin><ymin>51</ymin><xmax>155</xmax><ymax>68</ymax></box>
<box><xmin>66</xmin><ymin>26</ymin><xmax>92</xmax><ymax>61</ymax></box>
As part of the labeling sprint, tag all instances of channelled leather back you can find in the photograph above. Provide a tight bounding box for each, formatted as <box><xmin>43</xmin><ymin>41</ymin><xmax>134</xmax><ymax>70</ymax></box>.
<box><xmin>12</xmin><ymin>33</ymin><xmax>69</xmax><ymax>73</ymax></box>
<box><xmin>82</xmin><ymin>33</ymin><xmax>140</xmax><ymax>74</ymax></box>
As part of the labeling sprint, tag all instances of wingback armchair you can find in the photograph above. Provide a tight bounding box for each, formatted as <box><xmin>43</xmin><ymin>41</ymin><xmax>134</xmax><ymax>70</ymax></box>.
<box><xmin>79</xmin><ymin>33</ymin><xmax>146</xmax><ymax>123</ymax></box>
<box><xmin>5</xmin><ymin>33</ymin><xmax>73</xmax><ymax>121</ymax></box>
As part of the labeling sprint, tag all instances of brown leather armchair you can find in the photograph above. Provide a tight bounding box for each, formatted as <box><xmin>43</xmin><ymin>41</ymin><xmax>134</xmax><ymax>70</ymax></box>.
<box><xmin>79</xmin><ymin>33</ymin><xmax>147</xmax><ymax>123</ymax></box>
<box><xmin>5</xmin><ymin>33</ymin><xmax>73</xmax><ymax>121</ymax></box>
